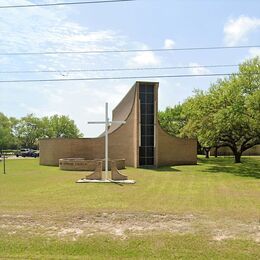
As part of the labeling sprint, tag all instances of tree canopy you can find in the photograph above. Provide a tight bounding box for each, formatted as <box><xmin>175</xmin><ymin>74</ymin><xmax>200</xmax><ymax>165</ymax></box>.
<box><xmin>0</xmin><ymin>113</ymin><xmax>14</xmax><ymax>150</ymax></box>
<box><xmin>158</xmin><ymin>104</ymin><xmax>186</xmax><ymax>136</ymax></box>
<box><xmin>159</xmin><ymin>57</ymin><xmax>260</xmax><ymax>163</ymax></box>
<box><xmin>0</xmin><ymin>114</ymin><xmax>83</xmax><ymax>149</ymax></box>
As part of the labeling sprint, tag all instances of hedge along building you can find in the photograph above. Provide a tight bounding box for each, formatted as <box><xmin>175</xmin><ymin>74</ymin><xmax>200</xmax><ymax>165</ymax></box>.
<box><xmin>39</xmin><ymin>81</ymin><xmax>197</xmax><ymax>167</ymax></box>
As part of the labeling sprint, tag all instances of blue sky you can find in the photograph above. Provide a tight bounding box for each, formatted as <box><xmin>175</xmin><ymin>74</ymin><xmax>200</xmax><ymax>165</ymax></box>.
<box><xmin>0</xmin><ymin>0</ymin><xmax>259</xmax><ymax>136</ymax></box>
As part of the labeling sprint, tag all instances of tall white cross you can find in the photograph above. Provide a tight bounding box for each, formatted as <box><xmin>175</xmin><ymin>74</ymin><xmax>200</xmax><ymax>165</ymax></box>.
<box><xmin>88</xmin><ymin>102</ymin><xmax>126</xmax><ymax>180</ymax></box>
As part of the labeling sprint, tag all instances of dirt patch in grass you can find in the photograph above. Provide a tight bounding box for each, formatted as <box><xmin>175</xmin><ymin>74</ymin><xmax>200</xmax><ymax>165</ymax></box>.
<box><xmin>0</xmin><ymin>213</ymin><xmax>259</xmax><ymax>242</ymax></box>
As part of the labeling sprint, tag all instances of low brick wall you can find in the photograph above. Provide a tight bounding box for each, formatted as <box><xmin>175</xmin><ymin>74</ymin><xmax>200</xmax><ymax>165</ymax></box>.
<box><xmin>210</xmin><ymin>145</ymin><xmax>260</xmax><ymax>156</ymax></box>
<box><xmin>59</xmin><ymin>158</ymin><xmax>125</xmax><ymax>171</ymax></box>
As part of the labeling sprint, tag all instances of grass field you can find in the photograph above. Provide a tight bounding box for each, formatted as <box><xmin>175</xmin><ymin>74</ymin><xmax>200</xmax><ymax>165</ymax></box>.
<box><xmin>0</xmin><ymin>156</ymin><xmax>259</xmax><ymax>259</ymax></box>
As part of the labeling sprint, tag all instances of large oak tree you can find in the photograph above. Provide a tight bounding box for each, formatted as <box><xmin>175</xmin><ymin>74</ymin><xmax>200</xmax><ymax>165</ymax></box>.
<box><xmin>182</xmin><ymin>57</ymin><xmax>260</xmax><ymax>163</ymax></box>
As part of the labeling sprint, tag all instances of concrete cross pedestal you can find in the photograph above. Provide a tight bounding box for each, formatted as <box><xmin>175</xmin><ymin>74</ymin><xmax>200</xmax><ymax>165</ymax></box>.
<box><xmin>77</xmin><ymin>102</ymin><xmax>135</xmax><ymax>184</ymax></box>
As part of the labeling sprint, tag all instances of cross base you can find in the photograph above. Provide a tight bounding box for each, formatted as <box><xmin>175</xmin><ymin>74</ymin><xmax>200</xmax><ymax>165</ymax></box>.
<box><xmin>76</xmin><ymin>179</ymin><xmax>136</xmax><ymax>184</ymax></box>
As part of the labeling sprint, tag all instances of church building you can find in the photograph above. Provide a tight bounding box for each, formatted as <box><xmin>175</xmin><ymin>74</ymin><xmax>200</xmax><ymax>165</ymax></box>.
<box><xmin>39</xmin><ymin>81</ymin><xmax>197</xmax><ymax>167</ymax></box>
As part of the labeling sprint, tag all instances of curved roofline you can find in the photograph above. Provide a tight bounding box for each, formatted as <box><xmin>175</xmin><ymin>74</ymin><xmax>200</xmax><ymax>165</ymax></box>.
<box><xmin>108</xmin><ymin>83</ymin><xmax>137</xmax><ymax>135</ymax></box>
<box><xmin>111</xmin><ymin>82</ymin><xmax>137</xmax><ymax>114</ymax></box>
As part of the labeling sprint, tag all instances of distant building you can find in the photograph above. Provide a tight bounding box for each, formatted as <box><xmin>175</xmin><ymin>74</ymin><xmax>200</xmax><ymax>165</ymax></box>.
<box><xmin>39</xmin><ymin>82</ymin><xmax>197</xmax><ymax>167</ymax></box>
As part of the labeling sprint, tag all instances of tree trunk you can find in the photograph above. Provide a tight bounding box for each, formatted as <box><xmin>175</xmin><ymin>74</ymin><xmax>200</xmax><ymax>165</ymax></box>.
<box><xmin>197</xmin><ymin>141</ymin><xmax>203</xmax><ymax>155</ymax></box>
<box><xmin>234</xmin><ymin>152</ymin><xmax>241</xmax><ymax>163</ymax></box>
<box><xmin>215</xmin><ymin>147</ymin><xmax>218</xmax><ymax>158</ymax></box>
<box><xmin>204</xmin><ymin>148</ymin><xmax>210</xmax><ymax>158</ymax></box>
<box><xmin>228</xmin><ymin>144</ymin><xmax>242</xmax><ymax>164</ymax></box>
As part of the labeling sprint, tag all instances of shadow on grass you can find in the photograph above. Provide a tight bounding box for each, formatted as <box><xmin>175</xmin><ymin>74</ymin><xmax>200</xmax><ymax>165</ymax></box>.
<box><xmin>155</xmin><ymin>166</ymin><xmax>181</xmax><ymax>172</ymax></box>
<box><xmin>199</xmin><ymin>157</ymin><xmax>260</xmax><ymax>179</ymax></box>
<box><xmin>138</xmin><ymin>166</ymin><xmax>181</xmax><ymax>173</ymax></box>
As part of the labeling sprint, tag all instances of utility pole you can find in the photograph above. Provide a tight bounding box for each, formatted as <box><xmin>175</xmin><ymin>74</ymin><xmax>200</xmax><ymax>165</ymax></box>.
<box><xmin>1</xmin><ymin>149</ymin><xmax>6</xmax><ymax>174</ymax></box>
<box><xmin>3</xmin><ymin>152</ymin><xmax>6</xmax><ymax>174</ymax></box>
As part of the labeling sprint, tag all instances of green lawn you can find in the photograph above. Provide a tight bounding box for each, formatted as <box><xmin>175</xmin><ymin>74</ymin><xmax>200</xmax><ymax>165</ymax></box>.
<box><xmin>0</xmin><ymin>156</ymin><xmax>259</xmax><ymax>219</ymax></box>
<box><xmin>0</xmin><ymin>156</ymin><xmax>259</xmax><ymax>259</ymax></box>
<box><xmin>0</xmin><ymin>233</ymin><xmax>259</xmax><ymax>259</ymax></box>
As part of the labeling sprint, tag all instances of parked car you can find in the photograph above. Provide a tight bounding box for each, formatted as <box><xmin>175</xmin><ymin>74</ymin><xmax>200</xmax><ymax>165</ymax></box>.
<box><xmin>16</xmin><ymin>149</ymin><xmax>39</xmax><ymax>158</ymax></box>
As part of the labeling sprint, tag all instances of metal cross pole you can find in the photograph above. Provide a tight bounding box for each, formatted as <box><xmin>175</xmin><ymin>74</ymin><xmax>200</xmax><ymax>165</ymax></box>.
<box><xmin>88</xmin><ymin>102</ymin><xmax>126</xmax><ymax>180</ymax></box>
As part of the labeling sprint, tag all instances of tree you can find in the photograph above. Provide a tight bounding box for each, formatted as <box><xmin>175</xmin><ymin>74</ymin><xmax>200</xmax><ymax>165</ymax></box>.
<box><xmin>182</xmin><ymin>57</ymin><xmax>260</xmax><ymax>163</ymax></box>
<box><xmin>158</xmin><ymin>104</ymin><xmax>186</xmax><ymax>136</ymax></box>
<box><xmin>13</xmin><ymin>114</ymin><xmax>83</xmax><ymax>147</ymax></box>
<box><xmin>0</xmin><ymin>113</ymin><xmax>83</xmax><ymax>149</ymax></box>
<box><xmin>181</xmin><ymin>90</ymin><xmax>217</xmax><ymax>158</ymax></box>
<box><xmin>13</xmin><ymin>114</ymin><xmax>43</xmax><ymax>149</ymax></box>
<box><xmin>44</xmin><ymin>115</ymin><xmax>83</xmax><ymax>138</ymax></box>
<box><xmin>0</xmin><ymin>113</ymin><xmax>13</xmax><ymax>151</ymax></box>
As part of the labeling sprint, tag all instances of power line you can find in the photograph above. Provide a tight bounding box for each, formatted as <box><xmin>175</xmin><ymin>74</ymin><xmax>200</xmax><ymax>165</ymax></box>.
<box><xmin>0</xmin><ymin>0</ymin><xmax>135</xmax><ymax>9</ymax></box>
<box><xmin>0</xmin><ymin>64</ymin><xmax>239</xmax><ymax>74</ymax></box>
<box><xmin>0</xmin><ymin>72</ymin><xmax>259</xmax><ymax>83</ymax></box>
<box><xmin>0</xmin><ymin>45</ymin><xmax>259</xmax><ymax>56</ymax></box>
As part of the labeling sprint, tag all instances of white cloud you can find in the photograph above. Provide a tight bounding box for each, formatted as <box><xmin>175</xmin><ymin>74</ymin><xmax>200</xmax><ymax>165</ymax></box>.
<box><xmin>13</xmin><ymin>80</ymin><xmax>133</xmax><ymax>137</ymax></box>
<box><xmin>0</xmin><ymin>57</ymin><xmax>9</xmax><ymax>65</ymax></box>
<box><xmin>0</xmin><ymin>1</ymin><xmax>156</xmax><ymax>137</ymax></box>
<box><xmin>164</xmin><ymin>39</ymin><xmax>175</xmax><ymax>49</ymax></box>
<box><xmin>248</xmin><ymin>47</ymin><xmax>260</xmax><ymax>58</ymax></box>
<box><xmin>189</xmin><ymin>62</ymin><xmax>211</xmax><ymax>75</ymax></box>
<box><xmin>19</xmin><ymin>103</ymin><xmax>43</xmax><ymax>115</ymax></box>
<box><xmin>224</xmin><ymin>15</ymin><xmax>260</xmax><ymax>46</ymax></box>
<box><xmin>0</xmin><ymin>0</ymin><xmax>128</xmax><ymax>74</ymax></box>
<box><xmin>128</xmin><ymin>51</ymin><xmax>160</xmax><ymax>67</ymax></box>
<box><xmin>0</xmin><ymin>1</ymin><xmax>189</xmax><ymax>138</ymax></box>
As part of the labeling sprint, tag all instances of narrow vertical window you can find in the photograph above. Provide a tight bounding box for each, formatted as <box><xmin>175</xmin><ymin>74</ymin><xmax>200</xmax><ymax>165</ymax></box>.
<box><xmin>139</xmin><ymin>83</ymin><xmax>155</xmax><ymax>166</ymax></box>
